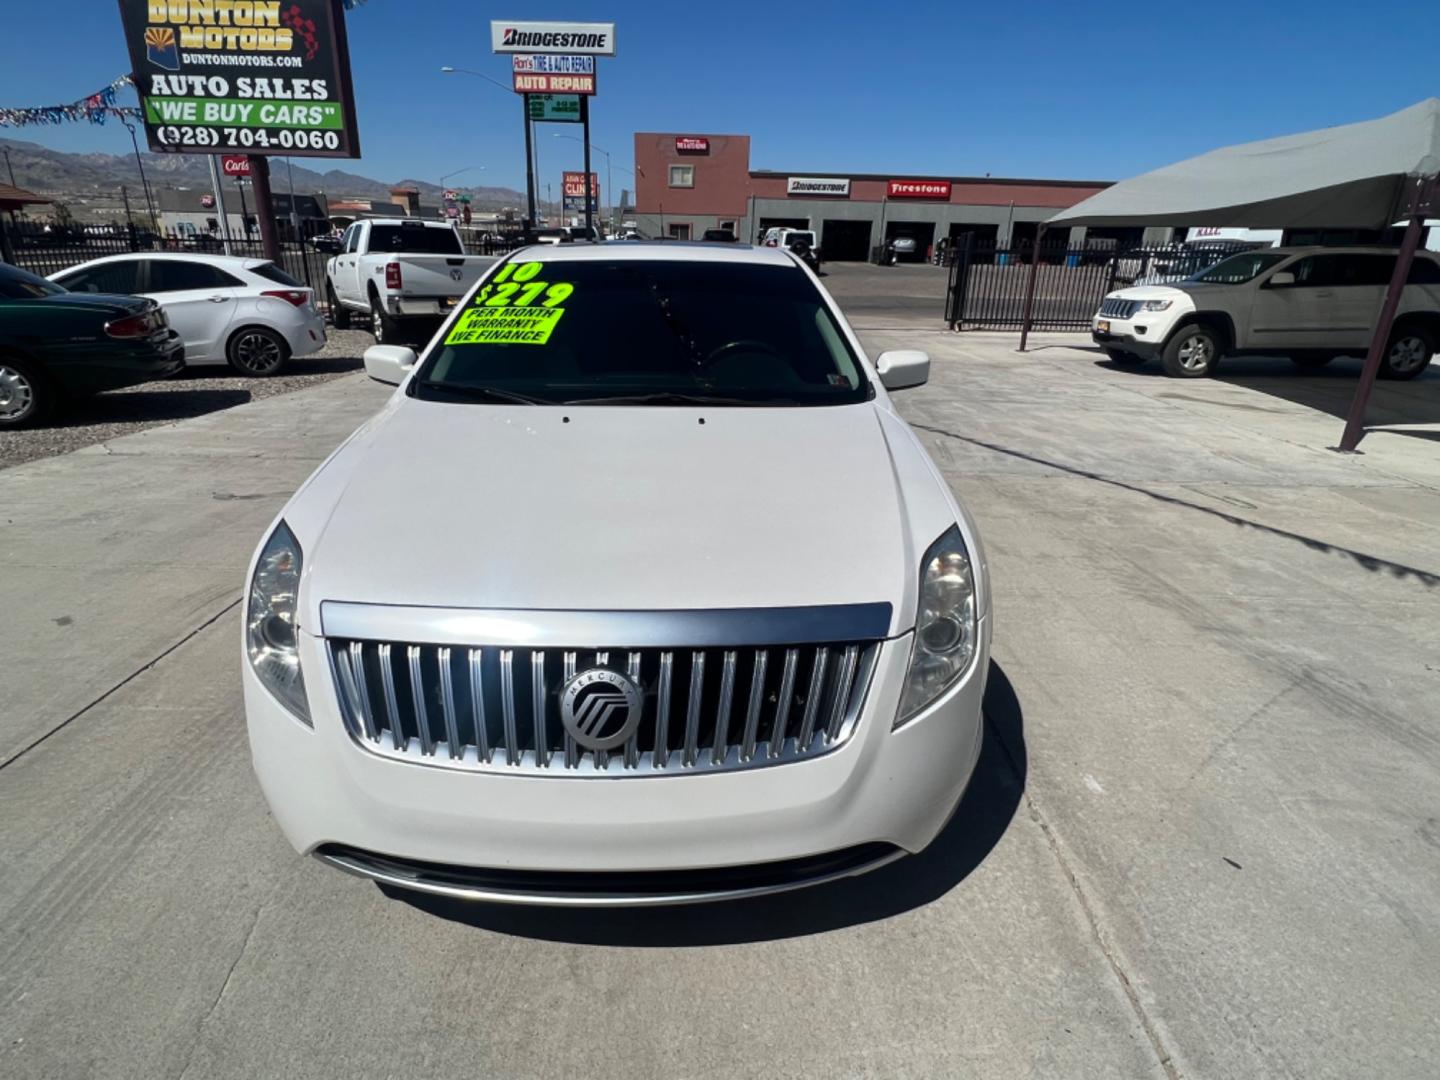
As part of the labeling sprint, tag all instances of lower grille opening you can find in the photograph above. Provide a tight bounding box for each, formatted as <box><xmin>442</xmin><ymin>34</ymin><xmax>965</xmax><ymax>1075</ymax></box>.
<box><xmin>316</xmin><ymin>842</ymin><xmax>903</xmax><ymax>903</ymax></box>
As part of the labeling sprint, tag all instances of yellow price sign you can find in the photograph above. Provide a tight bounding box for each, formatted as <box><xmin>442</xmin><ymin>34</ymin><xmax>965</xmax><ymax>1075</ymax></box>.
<box><xmin>446</xmin><ymin>306</ymin><xmax>565</xmax><ymax>346</ymax></box>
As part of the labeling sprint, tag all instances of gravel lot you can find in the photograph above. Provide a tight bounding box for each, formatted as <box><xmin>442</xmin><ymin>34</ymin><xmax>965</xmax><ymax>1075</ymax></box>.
<box><xmin>0</xmin><ymin>327</ymin><xmax>375</xmax><ymax>471</ymax></box>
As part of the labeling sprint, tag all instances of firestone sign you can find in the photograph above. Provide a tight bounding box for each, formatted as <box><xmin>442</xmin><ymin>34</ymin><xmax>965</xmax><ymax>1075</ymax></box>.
<box><xmin>491</xmin><ymin>21</ymin><xmax>616</xmax><ymax>56</ymax></box>
<box><xmin>888</xmin><ymin>180</ymin><xmax>952</xmax><ymax>199</ymax></box>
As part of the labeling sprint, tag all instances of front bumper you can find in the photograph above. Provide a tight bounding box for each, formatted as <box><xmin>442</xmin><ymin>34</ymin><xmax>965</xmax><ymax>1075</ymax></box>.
<box><xmin>1092</xmin><ymin>318</ymin><xmax>1161</xmax><ymax>358</ymax></box>
<box><xmin>245</xmin><ymin>616</ymin><xmax>990</xmax><ymax>904</ymax></box>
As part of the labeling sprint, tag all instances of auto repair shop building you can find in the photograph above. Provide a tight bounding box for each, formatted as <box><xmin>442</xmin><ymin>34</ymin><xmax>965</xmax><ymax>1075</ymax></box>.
<box><xmin>632</xmin><ymin>132</ymin><xmax>1143</xmax><ymax>259</ymax></box>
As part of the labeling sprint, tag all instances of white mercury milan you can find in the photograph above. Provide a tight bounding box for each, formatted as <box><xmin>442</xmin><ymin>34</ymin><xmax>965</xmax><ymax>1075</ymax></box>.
<box><xmin>243</xmin><ymin>242</ymin><xmax>991</xmax><ymax>905</ymax></box>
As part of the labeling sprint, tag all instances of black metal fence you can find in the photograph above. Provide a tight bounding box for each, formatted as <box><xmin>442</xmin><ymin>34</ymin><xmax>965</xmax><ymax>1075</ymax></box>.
<box><xmin>6</xmin><ymin>222</ymin><xmax>525</xmax><ymax>311</ymax></box>
<box><xmin>944</xmin><ymin>237</ymin><xmax>1253</xmax><ymax>330</ymax></box>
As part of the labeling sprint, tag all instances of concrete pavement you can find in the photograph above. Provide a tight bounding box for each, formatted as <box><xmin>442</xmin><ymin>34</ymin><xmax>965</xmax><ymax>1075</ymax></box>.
<box><xmin>2</xmin><ymin>277</ymin><xmax>1438</xmax><ymax>1078</ymax></box>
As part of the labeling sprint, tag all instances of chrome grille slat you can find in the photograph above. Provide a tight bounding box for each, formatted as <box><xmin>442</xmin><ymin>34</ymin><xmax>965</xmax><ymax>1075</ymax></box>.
<box><xmin>740</xmin><ymin>649</ymin><xmax>769</xmax><ymax>761</ymax></box>
<box><xmin>563</xmin><ymin>651</ymin><xmax>578</xmax><ymax>769</ymax></box>
<box><xmin>467</xmin><ymin>647</ymin><xmax>490</xmax><ymax>763</ymax></box>
<box><xmin>438</xmin><ymin>646</ymin><xmax>461</xmax><ymax>758</ymax></box>
<box><xmin>329</xmin><ymin>635</ymin><xmax>881</xmax><ymax>776</ymax></box>
<box><xmin>826</xmin><ymin>645</ymin><xmax>860</xmax><ymax>742</ymax></box>
<box><xmin>500</xmin><ymin>650</ymin><xmax>519</xmax><ymax>766</ymax></box>
<box><xmin>347</xmin><ymin>641</ymin><xmax>376</xmax><ymax>740</ymax></box>
<box><xmin>407</xmin><ymin>645</ymin><xmax>433</xmax><ymax>756</ymax></box>
<box><xmin>654</xmin><ymin>651</ymin><xmax>674</xmax><ymax>768</ymax></box>
<box><xmin>378</xmin><ymin>643</ymin><xmax>404</xmax><ymax>751</ymax></box>
<box><xmin>623</xmin><ymin>652</ymin><xmax>642</xmax><ymax>767</ymax></box>
<box><xmin>683</xmin><ymin>652</ymin><xmax>705</xmax><ymax>766</ymax></box>
<box><xmin>531</xmin><ymin>651</ymin><xmax>547</xmax><ymax>767</ymax></box>
<box><xmin>796</xmin><ymin>648</ymin><xmax>829</xmax><ymax>749</ymax></box>
<box><xmin>713</xmin><ymin>650</ymin><xmax>737</xmax><ymax>765</ymax></box>
<box><xmin>771</xmin><ymin>648</ymin><xmax>799</xmax><ymax>757</ymax></box>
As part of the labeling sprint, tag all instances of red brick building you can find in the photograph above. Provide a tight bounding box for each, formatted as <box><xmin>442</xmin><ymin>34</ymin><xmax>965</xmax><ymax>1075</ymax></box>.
<box><xmin>632</xmin><ymin>132</ymin><xmax>1131</xmax><ymax>259</ymax></box>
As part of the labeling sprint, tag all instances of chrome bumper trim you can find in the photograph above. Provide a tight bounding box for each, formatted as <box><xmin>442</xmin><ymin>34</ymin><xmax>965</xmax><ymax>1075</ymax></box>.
<box><xmin>319</xmin><ymin>601</ymin><xmax>896</xmax><ymax>649</ymax></box>
<box><xmin>314</xmin><ymin>844</ymin><xmax>906</xmax><ymax>908</ymax></box>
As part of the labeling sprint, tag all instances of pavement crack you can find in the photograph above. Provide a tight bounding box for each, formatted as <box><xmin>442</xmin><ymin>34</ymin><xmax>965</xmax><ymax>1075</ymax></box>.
<box><xmin>175</xmin><ymin>901</ymin><xmax>265</xmax><ymax>1080</ymax></box>
<box><xmin>1025</xmin><ymin>792</ymin><xmax>1183</xmax><ymax>1079</ymax></box>
<box><xmin>0</xmin><ymin>596</ymin><xmax>242</xmax><ymax>772</ymax></box>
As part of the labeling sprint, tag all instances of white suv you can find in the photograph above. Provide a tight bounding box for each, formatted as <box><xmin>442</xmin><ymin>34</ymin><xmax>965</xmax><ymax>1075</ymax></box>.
<box><xmin>243</xmin><ymin>243</ymin><xmax>991</xmax><ymax>906</ymax></box>
<box><xmin>1092</xmin><ymin>247</ymin><xmax>1440</xmax><ymax>379</ymax></box>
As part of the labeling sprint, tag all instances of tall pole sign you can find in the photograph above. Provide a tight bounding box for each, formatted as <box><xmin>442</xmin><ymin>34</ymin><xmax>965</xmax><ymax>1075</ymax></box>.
<box><xmin>493</xmin><ymin>19</ymin><xmax>614</xmax><ymax>237</ymax></box>
<box><xmin>118</xmin><ymin>0</ymin><xmax>361</xmax><ymax>261</ymax></box>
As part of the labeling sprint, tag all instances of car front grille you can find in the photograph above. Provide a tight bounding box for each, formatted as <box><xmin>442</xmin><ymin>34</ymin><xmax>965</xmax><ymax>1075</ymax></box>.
<box><xmin>1098</xmin><ymin>297</ymin><xmax>1142</xmax><ymax>319</ymax></box>
<box><xmin>327</xmin><ymin>638</ymin><xmax>882</xmax><ymax>776</ymax></box>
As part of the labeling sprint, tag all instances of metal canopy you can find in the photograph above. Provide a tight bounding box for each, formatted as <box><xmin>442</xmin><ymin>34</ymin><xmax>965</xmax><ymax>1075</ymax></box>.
<box><xmin>1042</xmin><ymin>100</ymin><xmax>1440</xmax><ymax>452</ymax></box>
<box><xmin>1050</xmin><ymin>98</ymin><xmax>1440</xmax><ymax>230</ymax></box>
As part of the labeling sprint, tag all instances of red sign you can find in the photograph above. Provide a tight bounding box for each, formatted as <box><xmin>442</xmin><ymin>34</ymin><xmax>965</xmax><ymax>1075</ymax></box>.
<box><xmin>888</xmin><ymin>179</ymin><xmax>951</xmax><ymax>199</ymax></box>
<box><xmin>222</xmin><ymin>155</ymin><xmax>252</xmax><ymax>178</ymax></box>
<box><xmin>563</xmin><ymin>171</ymin><xmax>599</xmax><ymax>198</ymax></box>
<box><xmin>675</xmin><ymin>136</ymin><xmax>709</xmax><ymax>153</ymax></box>
<box><xmin>513</xmin><ymin>71</ymin><xmax>596</xmax><ymax>95</ymax></box>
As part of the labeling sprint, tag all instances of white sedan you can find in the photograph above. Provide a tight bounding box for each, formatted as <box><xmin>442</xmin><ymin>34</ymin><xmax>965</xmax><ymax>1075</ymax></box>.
<box><xmin>50</xmin><ymin>253</ymin><xmax>326</xmax><ymax>375</ymax></box>
<box><xmin>243</xmin><ymin>242</ymin><xmax>990</xmax><ymax>906</ymax></box>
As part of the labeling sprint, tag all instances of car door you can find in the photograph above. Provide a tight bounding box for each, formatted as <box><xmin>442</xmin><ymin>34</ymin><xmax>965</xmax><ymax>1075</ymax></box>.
<box><xmin>1249</xmin><ymin>254</ymin><xmax>1355</xmax><ymax>350</ymax></box>
<box><xmin>141</xmin><ymin>260</ymin><xmax>246</xmax><ymax>363</ymax></box>
<box><xmin>337</xmin><ymin>223</ymin><xmax>365</xmax><ymax>305</ymax></box>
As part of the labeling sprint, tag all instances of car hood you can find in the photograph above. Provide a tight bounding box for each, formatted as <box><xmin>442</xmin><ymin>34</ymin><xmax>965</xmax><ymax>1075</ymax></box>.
<box><xmin>299</xmin><ymin>397</ymin><xmax>917</xmax><ymax>622</ymax></box>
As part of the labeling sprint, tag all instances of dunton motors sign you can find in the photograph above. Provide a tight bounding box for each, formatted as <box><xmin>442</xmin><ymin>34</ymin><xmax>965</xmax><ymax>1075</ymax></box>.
<box><xmin>888</xmin><ymin>179</ymin><xmax>952</xmax><ymax>199</ymax></box>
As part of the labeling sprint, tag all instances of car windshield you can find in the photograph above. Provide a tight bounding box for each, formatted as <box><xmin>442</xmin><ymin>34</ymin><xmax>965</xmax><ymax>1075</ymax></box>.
<box><xmin>368</xmin><ymin>224</ymin><xmax>463</xmax><ymax>254</ymax></box>
<box><xmin>412</xmin><ymin>257</ymin><xmax>870</xmax><ymax>407</ymax></box>
<box><xmin>0</xmin><ymin>263</ymin><xmax>67</xmax><ymax>299</ymax></box>
<box><xmin>1191</xmin><ymin>251</ymin><xmax>1287</xmax><ymax>284</ymax></box>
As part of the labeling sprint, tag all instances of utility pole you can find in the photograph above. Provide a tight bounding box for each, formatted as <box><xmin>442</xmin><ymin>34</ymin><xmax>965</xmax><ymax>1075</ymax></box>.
<box><xmin>248</xmin><ymin>155</ymin><xmax>281</xmax><ymax>262</ymax></box>
<box><xmin>3</xmin><ymin>147</ymin><xmax>15</xmax><ymax>187</ymax></box>
<box><xmin>580</xmin><ymin>96</ymin><xmax>594</xmax><ymax>237</ymax></box>
<box><xmin>207</xmin><ymin>155</ymin><xmax>234</xmax><ymax>256</ymax></box>
<box><xmin>521</xmin><ymin>95</ymin><xmax>537</xmax><ymax>232</ymax></box>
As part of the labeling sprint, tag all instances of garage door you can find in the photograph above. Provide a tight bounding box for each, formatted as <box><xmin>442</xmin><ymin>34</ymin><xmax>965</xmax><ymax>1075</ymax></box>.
<box><xmin>821</xmin><ymin>220</ymin><xmax>872</xmax><ymax>261</ymax></box>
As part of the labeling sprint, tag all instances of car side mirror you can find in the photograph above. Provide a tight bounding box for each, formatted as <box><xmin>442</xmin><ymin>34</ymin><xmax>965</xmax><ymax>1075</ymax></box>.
<box><xmin>1268</xmin><ymin>271</ymin><xmax>1296</xmax><ymax>286</ymax></box>
<box><xmin>364</xmin><ymin>345</ymin><xmax>417</xmax><ymax>386</ymax></box>
<box><xmin>876</xmin><ymin>349</ymin><xmax>930</xmax><ymax>391</ymax></box>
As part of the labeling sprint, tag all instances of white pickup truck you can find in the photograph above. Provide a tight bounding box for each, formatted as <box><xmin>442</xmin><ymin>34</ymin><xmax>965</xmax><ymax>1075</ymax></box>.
<box><xmin>325</xmin><ymin>219</ymin><xmax>495</xmax><ymax>343</ymax></box>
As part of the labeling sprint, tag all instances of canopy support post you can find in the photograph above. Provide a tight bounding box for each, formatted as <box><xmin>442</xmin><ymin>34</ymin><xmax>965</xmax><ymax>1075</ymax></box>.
<box><xmin>1337</xmin><ymin>173</ymin><xmax>1438</xmax><ymax>452</ymax></box>
<box><xmin>1018</xmin><ymin>223</ymin><xmax>1047</xmax><ymax>352</ymax></box>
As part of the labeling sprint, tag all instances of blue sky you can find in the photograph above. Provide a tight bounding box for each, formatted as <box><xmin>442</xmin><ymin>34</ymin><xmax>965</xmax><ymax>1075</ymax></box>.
<box><xmin>3</xmin><ymin>0</ymin><xmax>1437</xmax><ymax>197</ymax></box>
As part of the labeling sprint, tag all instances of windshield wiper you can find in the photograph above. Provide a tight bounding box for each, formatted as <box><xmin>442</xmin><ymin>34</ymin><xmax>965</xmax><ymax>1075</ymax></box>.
<box><xmin>417</xmin><ymin>380</ymin><xmax>546</xmax><ymax>405</ymax></box>
<box><xmin>565</xmin><ymin>391</ymin><xmax>789</xmax><ymax>407</ymax></box>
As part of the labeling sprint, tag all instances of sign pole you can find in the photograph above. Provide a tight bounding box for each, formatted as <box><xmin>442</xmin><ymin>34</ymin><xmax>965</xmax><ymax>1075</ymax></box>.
<box><xmin>207</xmin><ymin>155</ymin><xmax>234</xmax><ymax>256</ymax></box>
<box><xmin>522</xmin><ymin>95</ymin><xmax>538</xmax><ymax>233</ymax></box>
<box><xmin>581</xmin><ymin>96</ymin><xmax>594</xmax><ymax>237</ymax></box>
<box><xmin>248</xmin><ymin>155</ymin><xmax>281</xmax><ymax>263</ymax></box>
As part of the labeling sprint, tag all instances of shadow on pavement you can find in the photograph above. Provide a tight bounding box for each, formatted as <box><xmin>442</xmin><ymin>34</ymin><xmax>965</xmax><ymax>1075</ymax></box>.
<box><xmin>54</xmin><ymin>387</ymin><xmax>252</xmax><ymax>427</ymax></box>
<box><xmin>385</xmin><ymin>660</ymin><xmax>1027</xmax><ymax>946</ymax></box>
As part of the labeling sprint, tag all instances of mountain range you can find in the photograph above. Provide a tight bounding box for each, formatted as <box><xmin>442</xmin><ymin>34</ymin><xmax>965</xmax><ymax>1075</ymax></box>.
<box><xmin>0</xmin><ymin>136</ymin><xmax>526</xmax><ymax>214</ymax></box>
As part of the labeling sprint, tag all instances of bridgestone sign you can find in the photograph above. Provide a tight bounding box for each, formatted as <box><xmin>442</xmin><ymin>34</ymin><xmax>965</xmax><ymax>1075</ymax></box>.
<box><xmin>491</xmin><ymin>21</ymin><xmax>616</xmax><ymax>56</ymax></box>
<box><xmin>786</xmin><ymin>177</ymin><xmax>850</xmax><ymax>197</ymax></box>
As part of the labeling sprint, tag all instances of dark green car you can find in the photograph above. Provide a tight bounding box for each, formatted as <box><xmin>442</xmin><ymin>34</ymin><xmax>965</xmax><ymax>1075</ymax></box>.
<box><xmin>0</xmin><ymin>262</ymin><xmax>185</xmax><ymax>429</ymax></box>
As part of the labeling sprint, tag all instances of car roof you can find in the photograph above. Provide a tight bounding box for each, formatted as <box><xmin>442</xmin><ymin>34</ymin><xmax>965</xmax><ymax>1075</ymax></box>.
<box><xmin>504</xmin><ymin>241</ymin><xmax>798</xmax><ymax>266</ymax></box>
<box><xmin>58</xmin><ymin>252</ymin><xmax>270</xmax><ymax>269</ymax></box>
<box><xmin>1264</xmin><ymin>245</ymin><xmax>1439</xmax><ymax>258</ymax></box>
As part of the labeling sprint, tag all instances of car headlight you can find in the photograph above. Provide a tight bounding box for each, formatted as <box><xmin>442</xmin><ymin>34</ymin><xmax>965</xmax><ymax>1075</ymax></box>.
<box><xmin>1141</xmin><ymin>299</ymin><xmax>1173</xmax><ymax>312</ymax></box>
<box><xmin>247</xmin><ymin>521</ymin><xmax>310</xmax><ymax>723</ymax></box>
<box><xmin>897</xmin><ymin>525</ymin><xmax>978</xmax><ymax>726</ymax></box>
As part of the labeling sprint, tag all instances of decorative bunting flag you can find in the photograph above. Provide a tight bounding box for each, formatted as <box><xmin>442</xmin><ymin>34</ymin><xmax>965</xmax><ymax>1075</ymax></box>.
<box><xmin>0</xmin><ymin>76</ymin><xmax>141</xmax><ymax>129</ymax></box>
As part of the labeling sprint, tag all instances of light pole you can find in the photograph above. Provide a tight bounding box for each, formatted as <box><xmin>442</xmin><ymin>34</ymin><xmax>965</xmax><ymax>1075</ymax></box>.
<box><xmin>439</xmin><ymin>166</ymin><xmax>484</xmax><ymax>223</ymax></box>
<box><xmin>441</xmin><ymin>66</ymin><xmax>535</xmax><ymax>228</ymax></box>
<box><xmin>552</xmin><ymin>133</ymin><xmax>629</xmax><ymax>229</ymax></box>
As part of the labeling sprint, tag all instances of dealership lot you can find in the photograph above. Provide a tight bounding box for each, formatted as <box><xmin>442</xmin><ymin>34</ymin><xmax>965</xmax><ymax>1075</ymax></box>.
<box><xmin>2</xmin><ymin>270</ymin><xmax>1438</xmax><ymax>1079</ymax></box>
